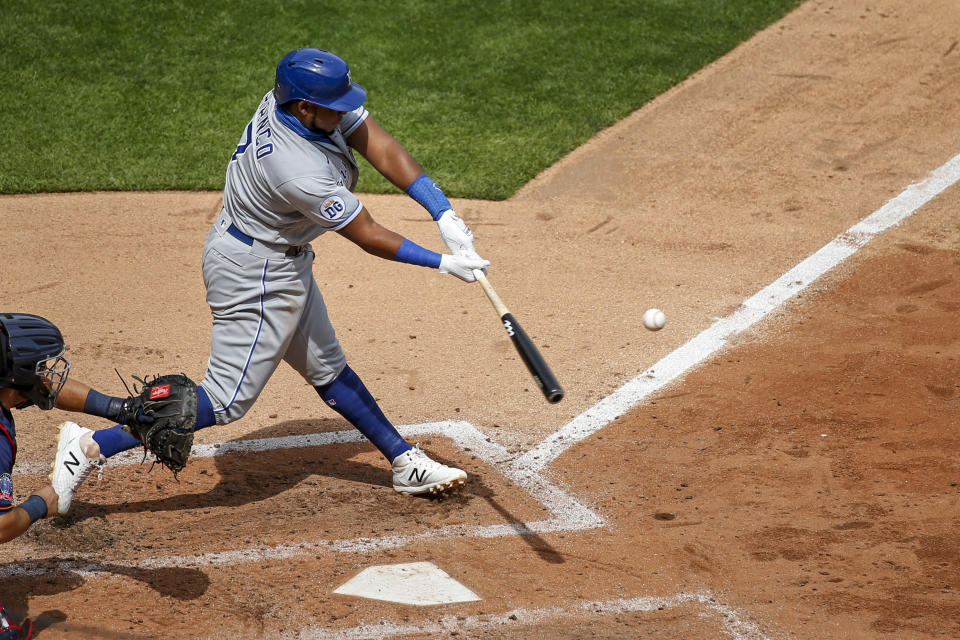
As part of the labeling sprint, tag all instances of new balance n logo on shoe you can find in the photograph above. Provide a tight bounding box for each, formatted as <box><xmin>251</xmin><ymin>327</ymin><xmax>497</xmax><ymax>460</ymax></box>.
<box><xmin>64</xmin><ymin>451</ymin><xmax>80</xmax><ymax>476</ymax></box>
<box><xmin>392</xmin><ymin>446</ymin><xmax>467</xmax><ymax>495</ymax></box>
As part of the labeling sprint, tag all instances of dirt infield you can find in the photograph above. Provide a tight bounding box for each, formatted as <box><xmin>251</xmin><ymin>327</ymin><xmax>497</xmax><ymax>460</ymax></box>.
<box><xmin>2</xmin><ymin>0</ymin><xmax>959</xmax><ymax>637</ymax></box>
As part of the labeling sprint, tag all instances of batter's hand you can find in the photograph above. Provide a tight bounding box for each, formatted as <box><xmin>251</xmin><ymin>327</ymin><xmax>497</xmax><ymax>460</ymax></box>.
<box><xmin>440</xmin><ymin>254</ymin><xmax>490</xmax><ymax>282</ymax></box>
<box><xmin>437</xmin><ymin>209</ymin><xmax>478</xmax><ymax>257</ymax></box>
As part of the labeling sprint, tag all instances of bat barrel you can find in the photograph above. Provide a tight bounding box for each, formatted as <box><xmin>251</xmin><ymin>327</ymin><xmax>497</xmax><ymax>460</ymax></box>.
<box><xmin>544</xmin><ymin>386</ymin><xmax>565</xmax><ymax>404</ymax></box>
<box><xmin>502</xmin><ymin>313</ymin><xmax>564</xmax><ymax>403</ymax></box>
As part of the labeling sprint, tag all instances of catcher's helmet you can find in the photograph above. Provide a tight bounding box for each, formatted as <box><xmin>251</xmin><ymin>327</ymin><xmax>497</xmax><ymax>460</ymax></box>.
<box><xmin>274</xmin><ymin>48</ymin><xmax>366</xmax><ymax>112</ymax></box>
<box><xmin>0</xmin><ymin>313</ymin><xmax>70</xmax><ymax>410</ymax></box>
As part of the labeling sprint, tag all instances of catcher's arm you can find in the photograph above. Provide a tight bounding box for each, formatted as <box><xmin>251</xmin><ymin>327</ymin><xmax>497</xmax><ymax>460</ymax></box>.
<box><xmin>0</xmin><ymin>486</ymin><xmax>58</xmax><ymax>544</ymax></box>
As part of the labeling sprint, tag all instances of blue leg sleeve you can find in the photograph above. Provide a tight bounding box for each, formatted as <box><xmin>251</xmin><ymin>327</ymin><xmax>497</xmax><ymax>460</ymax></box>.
<box><xmin>195</xmin><ymin>386</ymin><xmax>216</xmax><ymax>429</ymax></box>
<box><xmin>315</xmin><ymin>365</ymin><xmax>411</xmax><ymax>462</ymax></box>
<box><xmin>92</xmin><ymin>425</ymin><xmax>141</xmax><ymax>458</ymax></box>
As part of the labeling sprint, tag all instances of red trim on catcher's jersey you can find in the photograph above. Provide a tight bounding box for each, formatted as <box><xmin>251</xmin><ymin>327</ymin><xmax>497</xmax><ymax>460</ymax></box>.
<box><xmin>18</xmin><ymin>616</ymin><xmax>33</xmax><ymax>639</ymax></box>
<box><xmin>0</xmin><ymin>408</ymin><xmax>17</xmax><ymax>513</ymax></box>
<box><xmin>0</xmin><ymin>422</ymin><xmax>15</xmax><ymax>469</ymax></box>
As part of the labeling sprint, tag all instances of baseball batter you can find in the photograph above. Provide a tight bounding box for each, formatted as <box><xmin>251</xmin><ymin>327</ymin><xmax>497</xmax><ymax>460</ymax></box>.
<box><xmin>52</xmin><ymin>48</ymin><xmax>490</xmax><ymax>509</ymax></box>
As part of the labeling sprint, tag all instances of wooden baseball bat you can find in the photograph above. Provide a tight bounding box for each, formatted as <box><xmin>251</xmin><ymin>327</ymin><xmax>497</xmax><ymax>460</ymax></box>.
<box><xmin>473</xmin><ymin>270</ymin><xmax>564</xmax><ymax>403</ymax></box>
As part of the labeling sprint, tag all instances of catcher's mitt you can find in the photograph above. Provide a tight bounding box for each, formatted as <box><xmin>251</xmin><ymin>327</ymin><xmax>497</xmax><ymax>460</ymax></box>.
<box><xmin>120</xmin><ymin>373</ymin><xmax>198</xmax><ymax>475</ymax></box>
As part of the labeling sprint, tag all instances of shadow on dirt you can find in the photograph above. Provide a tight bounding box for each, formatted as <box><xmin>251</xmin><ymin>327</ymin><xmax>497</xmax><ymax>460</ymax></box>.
<box><xmin>0</xmin><ymin>562</ymin><xmax>209</xmax><ymax>637</ymax></box>
<box><xmin>468</xmin><ymin>472</ymin><xmax>565</xmax><ymax>565</ymax></box>
<box><xmin>62</xmin><ymin>416</ymin><xmax>566</xmax><ymax>564</ymax></box>
<box><xmin>65</xmin><ymin>418</ymin><xmax>388</xmax><ymax>520</ymax></box>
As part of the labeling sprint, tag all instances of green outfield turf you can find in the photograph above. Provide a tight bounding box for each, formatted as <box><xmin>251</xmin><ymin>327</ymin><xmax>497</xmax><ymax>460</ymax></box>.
<box><xmin>0</xmin><ymin>0</ymin><xmax>802</xmax><ymax>197</ymax></box>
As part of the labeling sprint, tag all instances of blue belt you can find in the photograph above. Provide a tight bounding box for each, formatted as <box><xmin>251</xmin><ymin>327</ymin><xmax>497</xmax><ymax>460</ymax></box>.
<box><xmin>227</xmin><ymin>223</ymin><xmax>304</xmax><ymax>257</ymax></box>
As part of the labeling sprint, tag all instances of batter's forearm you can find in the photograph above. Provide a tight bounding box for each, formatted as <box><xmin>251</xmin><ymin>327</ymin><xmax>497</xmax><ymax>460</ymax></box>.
<box><xmin>338</xmin><ymin>209</ymin><xmax>406</xmax><ymax>260</ymax></box>
<box><xmin>405</xmin><ymin>174</ymin><xmax>453</xmax><ymax>220</ymax></box>
<box><xmin>360</xmin><ymin>239</ymin><xmax>404</xmax><ymax>260</ymax></box>
<box><xmin>349</xmin><ymin>117</ymin><xmax>423</xmax><ymax>190</ymax></box>
<box><xmin>375</xmin><ymin>144</ymin><xmax>423</xmax><ymax>191</ymax></box>
<box><xmin>348</xmin><ymin>118</ymin><xmax>454</xmax><ymax>219</ymax></box>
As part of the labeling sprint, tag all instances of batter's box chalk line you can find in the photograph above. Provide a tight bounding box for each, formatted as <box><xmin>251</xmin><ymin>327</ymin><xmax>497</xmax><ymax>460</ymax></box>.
<box><xmin>293</xmin><ymin>591</ymin><xmax>773</xmax><ymax>640</ymax></box>
<box><xmin>5</xmin><ymin>420</ymin><xmax>604</xmax><ymax>576</ymax></box>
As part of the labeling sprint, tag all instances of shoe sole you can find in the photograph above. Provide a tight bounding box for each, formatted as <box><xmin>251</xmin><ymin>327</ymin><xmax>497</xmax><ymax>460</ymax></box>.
<box><xmin>49</xmin><ymin>422</ymin><xmax>76</xmax><ymax>473</ymax></box>
<box><xmin>394</xmin><ymin>474</ymin><xmax>467</xmax><ymax>496</ymax></box>
<box><xmin>48</xmin><ymin>423</ymin><xmax>70</xmax><ymax>482</ymax></box>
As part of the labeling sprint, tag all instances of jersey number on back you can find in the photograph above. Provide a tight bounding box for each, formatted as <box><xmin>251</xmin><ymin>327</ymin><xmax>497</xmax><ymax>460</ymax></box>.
<box><xmin>231</xmin><ymin>114</ymin><xmax>275</xmax><ymax>161</ymax></box>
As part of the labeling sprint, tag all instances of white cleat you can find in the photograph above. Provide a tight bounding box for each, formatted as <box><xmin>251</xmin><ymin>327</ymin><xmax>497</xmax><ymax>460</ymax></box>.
<box><xmin>49</xmin><ymin>421</ymin><xmax>103</xmax><ymax>515</ymax></box>
<box><xmin>392</xmin><ymin>446</ymin><xmax>467</xmax><ymax>496</ymax></box>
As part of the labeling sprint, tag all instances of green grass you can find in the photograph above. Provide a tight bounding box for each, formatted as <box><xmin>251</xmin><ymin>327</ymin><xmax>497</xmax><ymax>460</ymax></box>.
<box><xmin>0</xmin><ymin>0</ymin><xmax>802</xmax><ymax>197</ymax></box>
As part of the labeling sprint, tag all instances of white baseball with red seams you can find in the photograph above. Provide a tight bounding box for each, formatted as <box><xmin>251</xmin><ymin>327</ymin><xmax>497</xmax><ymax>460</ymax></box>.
<box><xmin>642</xmin><ymin>308</ymin><xmax>666</xmax><ymax>331</ymax></box>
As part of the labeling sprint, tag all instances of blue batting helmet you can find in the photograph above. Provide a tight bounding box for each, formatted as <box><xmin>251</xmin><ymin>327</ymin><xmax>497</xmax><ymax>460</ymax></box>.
<box><xmin>0</xmin><ymin>313</ymin><xmax>70</xmax><ymax>410</ymax></box>
<box><xmin>274</xmin><ymin>48</ymin><xmax>367</xmax><ymax>112</ymax></box>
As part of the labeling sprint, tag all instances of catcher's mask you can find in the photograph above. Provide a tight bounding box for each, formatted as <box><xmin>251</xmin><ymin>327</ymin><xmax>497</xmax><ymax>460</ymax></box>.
<box><xmin>0</xmin><ymin>312</ymin><xmax>71</xmax><ymax>410</ymax></box>
<box><xmin>274</xmin><ymin>48</ymin><xmax>367</xmax><ymax>112</ymax></box>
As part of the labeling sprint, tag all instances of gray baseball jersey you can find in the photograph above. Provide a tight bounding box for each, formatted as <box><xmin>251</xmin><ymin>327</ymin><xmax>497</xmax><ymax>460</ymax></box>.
<box><xmin>199</xmin><ymin>91</ymin><xmax>368</xmax><ymax>423</ymax></box>
<box><xmin>223</xmin><ymin>91</ymin><xmax>368</xmax><ymax>246</ymax></box>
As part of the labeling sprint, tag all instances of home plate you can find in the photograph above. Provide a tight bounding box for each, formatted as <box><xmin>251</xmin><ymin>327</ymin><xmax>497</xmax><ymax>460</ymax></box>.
<box><xmin>333</xmin><ymin>562</ymin><xmax>481</xmax><ymax>605</ymax></box>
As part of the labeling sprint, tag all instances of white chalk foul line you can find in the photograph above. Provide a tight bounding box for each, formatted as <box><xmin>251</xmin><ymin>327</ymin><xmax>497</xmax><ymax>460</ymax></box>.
<box><xmin>290</xmin><ymin>591</ymin><xmax>771</xmax><ymax>640</ymax></box>
<box><xmin>518</xmin><ymin>151</ymin><xmax>960</xmax><ymax>472</ymax></box>
<box><xmin>2</xmin><ymin>421</ymin><xmax>603</xmax><ymax>577</ymax></box>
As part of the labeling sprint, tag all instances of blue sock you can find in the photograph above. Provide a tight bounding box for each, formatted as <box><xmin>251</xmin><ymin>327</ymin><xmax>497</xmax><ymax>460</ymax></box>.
<box><xmin>315</xmin><ymin>365</ymin><xmax>411</xmax><ymax>462</ymax></box>
<box><xmin>93</xmin><ymin>386</ymin><xmax>217</xmax><ymax>458</ymax></box>
<box><xmin>92</xmin><ymin>425</ymin><xmax>141</xmax><ymax>458</ymax></box>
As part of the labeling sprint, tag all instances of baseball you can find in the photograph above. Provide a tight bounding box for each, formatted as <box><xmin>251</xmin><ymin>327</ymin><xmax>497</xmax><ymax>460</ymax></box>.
<box><xmin>643</xmin><ymin>308</ymin><xmax>666</xmax><ymax>331</ymax></box>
